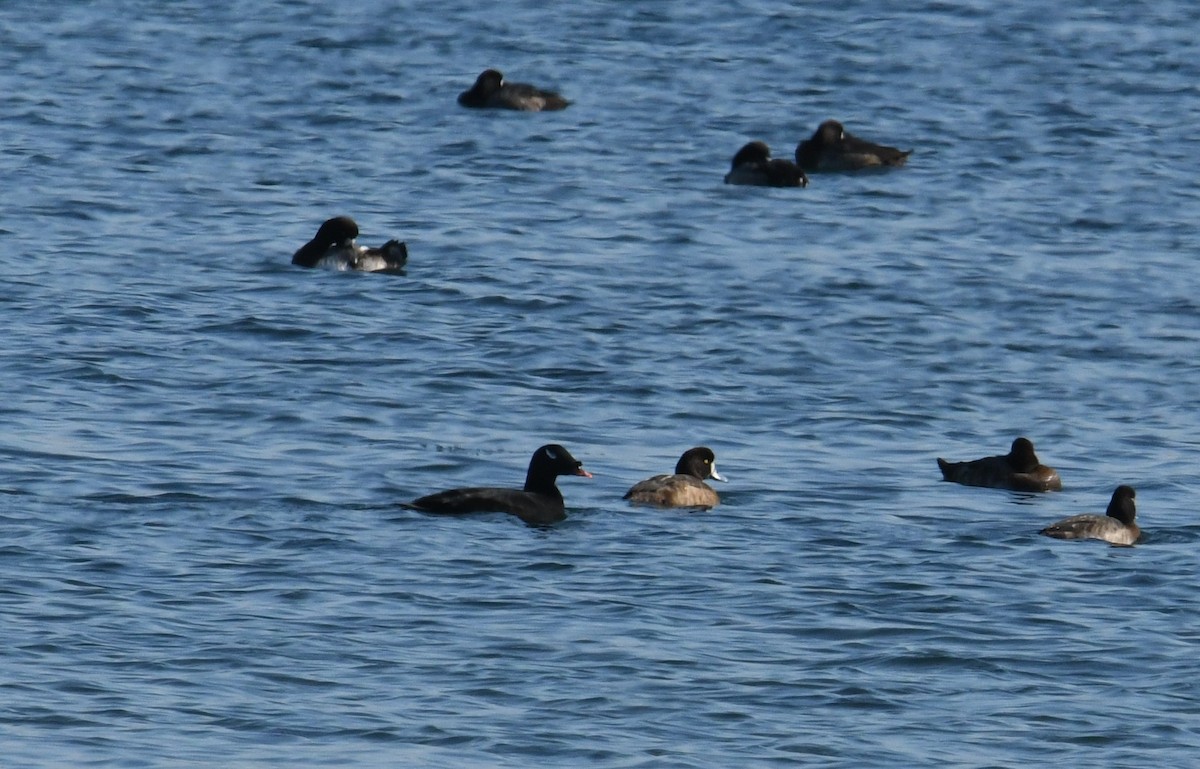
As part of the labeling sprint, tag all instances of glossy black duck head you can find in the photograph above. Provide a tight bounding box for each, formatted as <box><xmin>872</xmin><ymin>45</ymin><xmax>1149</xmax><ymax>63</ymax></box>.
<box><xmin>524</xmin><ymin>444</ymin><xmax>592</xmax><ymax>490</ymax></box>
<box><xmin>730</xmin><ymin>140</ymin><xmax>772</xmax><ymax>169</ymax></box>
<box><xmin>675</xmin><ymin>446</ymin><xmax>726</xmax><ymax>482</ymax></box>
<box><xmin>1105</xmin><ymin>485</ymin><xmax>1137</xmax><ymax>525</ymax></box>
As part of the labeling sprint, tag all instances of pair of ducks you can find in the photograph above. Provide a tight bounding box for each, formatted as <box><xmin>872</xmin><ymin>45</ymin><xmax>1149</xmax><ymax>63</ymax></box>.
<box><xmin>291</xmin><ymin>216</ymin><xmax>408</xmax><ymax>274</ymax></box>
<box><xmin>938</xmin><ymin>437</ymin><xmax>1140</xmax><ymax>546</ymax></box>
<box><xmin>408</xmin><ymin>445</ymin><xmax>726</xmax><ymax>527</ymax></box>
<box><xmin>724</xmin><ymin>120</ymin><xmax>912</xmax><ymax>188</ymax></box>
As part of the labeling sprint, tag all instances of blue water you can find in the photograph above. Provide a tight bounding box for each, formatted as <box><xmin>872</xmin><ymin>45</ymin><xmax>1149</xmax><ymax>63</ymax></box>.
<box><xmin>3</xmin><ymin>1</ymin><xmax>1200</xmax><ymax>766</ymax></box>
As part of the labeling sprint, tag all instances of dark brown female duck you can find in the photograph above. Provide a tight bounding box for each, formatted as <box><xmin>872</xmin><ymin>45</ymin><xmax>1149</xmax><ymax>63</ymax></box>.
<box><xmin>794</xmin><ymin>120</ymin><xmax>911</xmax><ymax>172</ymax></box>
<box><xmin>457</xmin><ymin>69</ymin><xmax>569</xmax><ymax>111</ymax></box>
<box><xmin>723</xmin><ymin>141</ymin><xmax>808</xmax><ymax>187</ymax></box>
<box><xmin>937</xmin><ymin>437</ymin><xmax>1062</xmax><ymax>492</ymax></box>
<box><xmin>624</xmin><ymin>447</ymin><xmax>727</xmax><ymax>509</ymax></box>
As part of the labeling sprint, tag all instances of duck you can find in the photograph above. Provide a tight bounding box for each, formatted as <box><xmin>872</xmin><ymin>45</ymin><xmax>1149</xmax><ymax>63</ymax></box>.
<box><xmin>937</xmin><ymin>437</ymin><xmax>1062</xmax><ymax>492</ymax></box>
<box><xmin>409</xmin><ymin>444</ymin><xmax>592</xmax><ymax>526</ymax></box>
<box><xmin>723</xmin><ymin>141</ymin><xmax>809</xmax><ymax>187</ymax></box>
<box><xmin>457</xmin><ymin>69</ymin><xmax>569</xmax><ymax>112</ymax></box>
<box><xmin>794</xmin><ymin>120</ymin><xmax>911</xmax><ymax>172</ymax></box>
<box><xmin>291</xmin><ymin>216</ymin><xmax>408</xmax><ymax>273</ymax></box>
<box><xmin>1040</xmin><ymin>485</ymin><xmax>1140</xmax><ymax>546</ymax></box>
<box><xmin>624</xmin><ymin>446</ymin><xmax>727</xmax><ymax>509</ymax></box>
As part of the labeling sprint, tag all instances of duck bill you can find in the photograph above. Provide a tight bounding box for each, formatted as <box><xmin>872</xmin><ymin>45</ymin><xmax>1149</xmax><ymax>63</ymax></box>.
<box><xmin>574</xmin><ymin>467</ymin><xmax>594</xmax><ymax>479</ymax></box>
<box><xmin>710</xmin><ymin>469</ymin><xmax>728</xmax><ymax>483</ymax></box>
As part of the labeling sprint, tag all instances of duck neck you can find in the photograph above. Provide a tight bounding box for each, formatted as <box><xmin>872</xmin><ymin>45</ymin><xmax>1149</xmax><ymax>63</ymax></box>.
<box><xmin>524</xmin><ymin>469</ymin><xmax>563</xmax><ymax>499</ymax></box>
<box><xmin>291</xmin><ymin>240</ymin><xmax>326</xmax><ymax>267</ymax></box>
<box><xmin>1007</xmin><ymin>451</ymin><xmax>1038</xmax><ymax>473</ymax></box>
<box><xmin>1107</xmin><ymin>496</ymin><xmax>1136</xmax><ymax>525</ymax></box>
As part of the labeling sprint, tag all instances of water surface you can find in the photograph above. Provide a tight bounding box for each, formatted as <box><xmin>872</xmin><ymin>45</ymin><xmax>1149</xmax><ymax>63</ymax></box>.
<box><xmin>3</xmin><ymin>1</ymin><xmax>1200</xmax><ymax>767</ymax></box>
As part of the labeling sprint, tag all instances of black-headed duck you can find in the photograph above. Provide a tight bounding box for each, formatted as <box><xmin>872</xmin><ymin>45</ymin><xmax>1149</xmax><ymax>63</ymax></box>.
<box><xmin>409</xmin><ymin>444</ymin><xmax>592</xmax><ymax>526</ymax></box>
<box><xmin>291</xmin><ymin>216</ymin><xmax>408</xmax><ymax>274</ymax></box>
<box><xmin>1040</xmin><ymin>485</ymin><xmax>1140</xmax><ymax>546</ymax></box>
<box><xmin>937</xmin><ymin>437</ymin><xmax>1062</xmax><ymax>492</ymax></box>
<box><xmin>724</xmin><ymin>141</ymin><xmax>808</xmax><ymax>187</ymax></box>
<box><xmin>624</xmin><ymin>447</ymin><xmax>727</xmax><ymax>509</ymax></box>
<box><xmin>457</xmin><ymin>69</ymin><xmax>569</xmax><ymax>112</ymax></box>
<box><xmin>794</xmin><ymin>120</ymin><xmax>911</xmax><ymax>172</ymax></box>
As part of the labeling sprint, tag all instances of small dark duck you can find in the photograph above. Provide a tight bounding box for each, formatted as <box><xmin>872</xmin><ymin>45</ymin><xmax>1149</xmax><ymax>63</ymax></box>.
<box><xmin>291</xmin><ymin>216</ymin><xmax>408</xmax><ymax>274</ymax></box>
<box><xmin>937</xmin><ymin>437</ymin><xmax>1062</xmax><ymax>492</ymax></box>
<box><xmin>794</xmin><ymin>120</ymin><xmax>911</xmax><ymax>172</ymax></box>
<box><xmin>724</xmin><ymin>141</ymin><xmax>808</xmax><ymax>187</ymax></box>
<box><xmin>457</xmin><ymin>69</ymin><xmax>569</xmax><ymax>111</ymax></box>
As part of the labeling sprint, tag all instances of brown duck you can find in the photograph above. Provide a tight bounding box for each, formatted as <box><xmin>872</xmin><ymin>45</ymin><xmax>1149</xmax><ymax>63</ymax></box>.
<box><xmin>794</xmin><ymin>120</ymin><xmax>911</xmax><ymax>172</ymax></box>
<box><xmin>624</xmin><ymin>447</ymin><xmax>727</xmax><ymax>509</ymax></box>
<box><xmin>457</xmin><ymin>69</ymin><xmax>569</xmax><ymax>112</ymax></box>
<box><xmin>937</xmin><ymin>437</ymin><xmax>1062</xmax><ymax>492</ymax></box>
<box><xmin>723</xmin><ymin>141</ymin><xmax>808</xmax><ymax>187</ymax></box>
